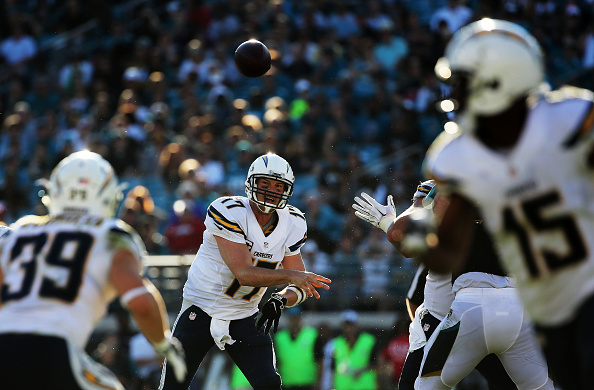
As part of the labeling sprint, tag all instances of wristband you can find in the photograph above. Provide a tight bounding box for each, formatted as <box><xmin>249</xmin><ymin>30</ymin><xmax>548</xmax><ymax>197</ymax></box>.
<box><xmin>286</xmin><ymin>285</ymin><xmax>307</xmax><ymax>306</ymax></box>
<box><xmin>378</xmin><ymin>216</ymin><xmax>395</xmax><ymax>233</ymax></box>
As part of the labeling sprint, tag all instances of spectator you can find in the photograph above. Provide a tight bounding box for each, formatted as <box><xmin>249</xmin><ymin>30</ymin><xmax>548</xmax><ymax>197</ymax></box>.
<box><xmin>378</xmin><ymin>314</ymin><xmax>410</xmax><ymax>389</ymax></box>
<box><xmin>329</xmin><ymin>4</ymin><xmax>361</xmax><ymax>41</ymax></box>
<box><xmin>274</xmin><ymin>307</ymin><xmax>324</xmax><ymax>390</ymax></box>
<box><xmin>373</xmin><ymin>21</ymin><xmax>408</xmax><ymax>75</ymax></box>
<box><xmin>429</xmin><ymin>0</ymin><xmax>473</xmax><ymax>33</ymax></box>
<box><xmin>321</xmin><ymin>310</ymin><xmax>379</xmax><ymax>390</ymax></box>
<box><xmin>358</xmin><ymin>229</ymin><xmax>396</xmax><ymax>311</ymax></box>
<box><xmin>0</xmin><ymin>21</ymin><xmax>37</xmax><ymax>74</ymax></box>
<box><xmin>58</xmin><ymin>51</ymin><xmax>94</xmax><ymax>93</ymax></box>
<box><xmin>164</xmin><ymin>199</ymin><xmax>206</xmax><ymax>255</ymax></box>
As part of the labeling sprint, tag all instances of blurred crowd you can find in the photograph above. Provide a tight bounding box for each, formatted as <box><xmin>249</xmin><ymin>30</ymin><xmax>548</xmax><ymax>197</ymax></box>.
<box><xmin>2</xmin><ymin>0</ymin><xmax>594</xmax><ymax>314</ymax></box>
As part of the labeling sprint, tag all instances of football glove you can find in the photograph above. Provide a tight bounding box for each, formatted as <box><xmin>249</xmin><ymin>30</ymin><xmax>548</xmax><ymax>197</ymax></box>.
<box><xmin>256</xmin><ymin>293</ymin><xmax>287</xmax><ymax>335</ymax></box>
<box><xmin>352</xmin><ymin>193</ymin><xmax>397</xmax><ymax>233</ymax></box>
<box><xmin>153</xmin><ymin>336</ymin><xmax>187</xmax><ymax>383</ymax></box>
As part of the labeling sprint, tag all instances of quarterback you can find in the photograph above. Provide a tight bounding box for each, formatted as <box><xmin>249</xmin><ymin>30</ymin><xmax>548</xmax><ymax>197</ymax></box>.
<box><xmin>160</xmin><ymin>153</ymin><xmax>331</xmax><ymax>390</ymax></box>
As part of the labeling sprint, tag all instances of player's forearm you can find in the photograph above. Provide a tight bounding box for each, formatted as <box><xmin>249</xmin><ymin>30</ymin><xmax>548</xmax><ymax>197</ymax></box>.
<box><xmin>417</xmin><ymin>242</ymin><xmax>462</xmax><ymax>274</ymax></box>
<box><xmin>386</xmin><ymin>206</ymin><xmax>418</xmax><ymax>258</ymax></box>
<box><xmin>235</xmin><ymin>267</ymin><xmax>296</xmax><ymax>287</ymax></box>
<box><xmin>127</xmin><ymin>289</ymin><xmax>171</xmax><ymax>345</ymax></box>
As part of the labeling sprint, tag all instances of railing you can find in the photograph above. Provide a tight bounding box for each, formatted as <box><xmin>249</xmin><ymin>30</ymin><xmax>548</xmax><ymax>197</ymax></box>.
<box><xmin>142</xmin><ymin>253</ymin><xmax>412</xmax><ymax>312</ymax></box>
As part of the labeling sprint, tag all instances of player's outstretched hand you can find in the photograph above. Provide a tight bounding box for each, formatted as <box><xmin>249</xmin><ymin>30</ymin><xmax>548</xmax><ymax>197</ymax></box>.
<box><xmin>352</xmin><ymin>193</ymin><xmax>396</xmax><ymax>233</ymax></box>
<box><xmin>154</xmin><ymin>336</ymin><xmax>187</xmax><ymax>383</ymax></box>
<box><xmin>288</xmin><ymin>270</ymin><xmax>331</xmax><ymax>299</ymax></box>
<box><xmin>256</xmin><ymin>293</ymin><xmax>286</xmax><ymax>335</ymax></box>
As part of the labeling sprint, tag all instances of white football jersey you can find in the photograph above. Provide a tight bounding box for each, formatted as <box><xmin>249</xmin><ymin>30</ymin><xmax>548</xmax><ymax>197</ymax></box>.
<box><xmin>425</xmin><ymin>87</ymin><xmax>594</xmax><ymax>325</ymax></box>
<box><xmin>183</xmin><ymin>196</ymin><xmax>307</xmax><ymax>320</ymax></box>
<box><xmin>0</xmin><ymin>214</ymin><xmax>144</xmax><ymax>348</ymax></box>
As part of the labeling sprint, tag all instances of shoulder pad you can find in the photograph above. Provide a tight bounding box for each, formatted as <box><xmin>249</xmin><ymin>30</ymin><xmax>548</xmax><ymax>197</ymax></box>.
<box><xmin>219</xmin><ymin>196</ymin><xmax>248</xmax><ymax>210</ymax></box>
<box><xmin>108</xmin><ymin>219</ymin><xmax>147</xmax><ymax>256</ymax></box>
<box><xmin>13</xmin><ymin>215</ymin><xmax>50</xmax><ymax>228</ymax></box>
<box><xmin>287</xmin><ymin>205</ymin><xmax>306</xmax><ymax>221</ymax></box>
<box><xmin>207</xmin><ymin>198</ymin><xmax>246</xmax><ymax>237</ymax></box>
<box><xmin>423</xmin><ymin>131</ymin><xmax>464</xmax><ymax>193</ymax></box>
<box><xmin>112</xmin><ymin>219</ymin><xmax>138</xmax><ymax>235</ymax></box>
<box><xmin>0</xmin><ymin>225</ymin><xmax>10</xmax><ymax>238</ymax></box>
<box><xmin>537</xmin><ymin>85</ymin><xmax>594</xmax><ymax>105</ymax></box>
<box><xmin>529</xmin><ymin>91</ymin><xmax>594</xmax><ymax>149</ymax></box>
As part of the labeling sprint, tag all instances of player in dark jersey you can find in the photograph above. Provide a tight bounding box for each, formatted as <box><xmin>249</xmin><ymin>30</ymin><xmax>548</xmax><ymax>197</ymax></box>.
<box><xmin>354</xmin><ymin>183</ymin><xmax>553</xmax><ymax>389</ymax></box>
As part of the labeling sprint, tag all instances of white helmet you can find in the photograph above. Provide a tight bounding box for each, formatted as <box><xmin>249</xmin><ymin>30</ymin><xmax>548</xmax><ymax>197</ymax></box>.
<box><xmin>45</xmin><ymin>151</ymin><xmax>127</xmax><ymax>218</ymax></box>
<box><xmin>434</xmin><ymin>19</ymin><xmax>544</xmax><ymax>124</ymax></box>
<box><xmin>245</xmin><ymin>153</ymin><xmax>294</xmax><ymax>213</ymax></box>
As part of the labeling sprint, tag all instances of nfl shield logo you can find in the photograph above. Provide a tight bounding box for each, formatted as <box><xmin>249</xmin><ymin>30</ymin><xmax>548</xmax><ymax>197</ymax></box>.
<box><xmin>264</xmin><ymin>242</ymin><xmax>269</xmax><ymax>249</ymax></box>
<box><xmin>423</xmin><ymin>323</ymin><xmax>430</xmax><ymax>332</ymax></box>
<box><xmin>189</xmin><ymin>312</ymin><xmax>196</xmax><ymax>321</ymax></box>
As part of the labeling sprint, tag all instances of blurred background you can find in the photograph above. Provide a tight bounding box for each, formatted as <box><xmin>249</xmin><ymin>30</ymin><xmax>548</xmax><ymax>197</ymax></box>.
<box><xmin>0</xmin><ymin>0</ymin><xmax>590</xmax><ymax>388</ymax></box>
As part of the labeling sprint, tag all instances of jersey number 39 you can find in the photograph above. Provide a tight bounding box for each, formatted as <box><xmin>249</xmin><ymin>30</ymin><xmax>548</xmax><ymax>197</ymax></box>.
<box><xmin>1</xmin><ymin>232</ymin><xmax>93</xmax><ymax>304</ymax></box>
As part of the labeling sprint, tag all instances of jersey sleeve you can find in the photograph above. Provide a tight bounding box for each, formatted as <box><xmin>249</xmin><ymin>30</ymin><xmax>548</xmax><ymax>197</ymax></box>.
<box><xmin>536</xmin><ymin>87</ymin><xmax>594</xmax><ymax>170</ymax></box>
<box><xmin>285</xmin><ymin>205</ymin><xmax>307</xmax><ymax>256</ymax></box>
<box><xmin>0</xmin><ymin>225</ymin><xmax>10</xmax><ymax>239</ymax></box>
<box><xmin>555</xmin><ymin>94</ymin><xmax>594</xmax><ymax>170</ymax></box>
<box><xmin>205</xmin><ymin>197</ymin><xmax>247</xmax><ymax>244</ymax></box>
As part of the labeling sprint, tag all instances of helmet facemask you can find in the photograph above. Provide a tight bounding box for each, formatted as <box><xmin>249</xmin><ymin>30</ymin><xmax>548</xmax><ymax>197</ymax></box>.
<box><xmin>245</xmin><ymin>154</ymin><xmax>295</xmax><ymax>214</ymax></box>
<box><xmin>246</xmin><ymin>174</ymin><xmax>293</xmax><ymax>213</ymax></box>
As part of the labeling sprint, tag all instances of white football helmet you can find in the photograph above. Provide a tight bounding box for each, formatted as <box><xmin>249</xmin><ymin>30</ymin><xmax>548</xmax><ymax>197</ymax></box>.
<box><xmin>245</xmin><ymin>153</ymin><xmax>294</xmax><ymax>213</ymax></box>
<box><xmin>45</xmin><ymin>151</ymin><xmax>127</xmax><ymax>218</ymax></box>
<box><xmin>434</xmin><ymin>19</ymin><xmax>544</xmax><ymax>127</ymax></box>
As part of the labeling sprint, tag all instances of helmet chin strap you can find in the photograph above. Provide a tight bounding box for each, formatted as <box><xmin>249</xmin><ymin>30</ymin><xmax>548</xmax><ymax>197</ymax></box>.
<box><xmin>255</xmin><ymin>202</ymin><xmax>275</xmax><ymax>214</ymax></box>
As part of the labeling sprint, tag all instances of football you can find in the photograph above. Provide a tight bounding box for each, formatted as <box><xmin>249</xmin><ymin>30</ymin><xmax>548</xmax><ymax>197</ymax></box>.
<box><xmin>234</xmin><ymin>39</ymin><xmax>271</xmax><ymax>78</ymax></box>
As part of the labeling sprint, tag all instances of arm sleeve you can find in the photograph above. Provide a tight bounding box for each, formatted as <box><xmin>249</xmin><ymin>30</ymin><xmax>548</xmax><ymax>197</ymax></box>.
<box><xmin>285</xmin><ymin>206</ymin><xmax>308</xmax><ymax>256</ymax></box>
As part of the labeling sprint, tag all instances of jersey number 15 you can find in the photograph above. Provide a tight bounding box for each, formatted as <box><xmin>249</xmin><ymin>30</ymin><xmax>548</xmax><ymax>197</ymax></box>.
<box><xmin>503</xmin><ymin>191</ymin><xmax>587</xmax><ymax>278</ymax></box>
